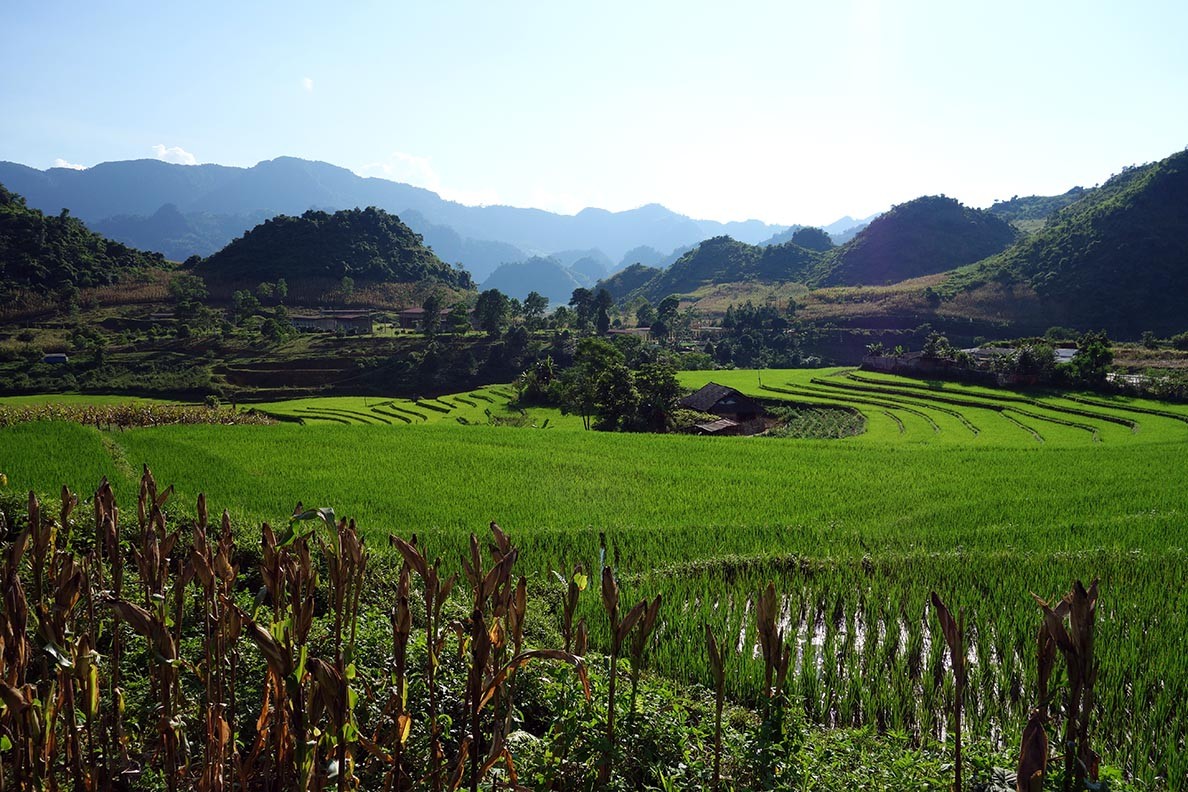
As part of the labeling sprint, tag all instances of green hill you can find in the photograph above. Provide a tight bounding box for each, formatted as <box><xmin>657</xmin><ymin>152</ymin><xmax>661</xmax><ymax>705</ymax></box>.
<box><xmin>811</xmin><ymin>196</ymin><xmax>1018</xmax><ymax>286</ymax></box>
<box><xmin>637</xmin><ymin>236</ymin><xmax>822</xmax><ymax>301</ymax></box>
<box><xmin>986</xmin><ymin>187</ymin><xmax>1089</xmax><ymax>231</ymax></box>
<box><xmin>0</xmin><ymin>182</ymin><xmax>165</xmax><ymax>301</ymax></box>
<box><xmin>597</xmin><ymin>262</ymin><xmax>663</xmax><ymax>301</ymax></box>
<box><xmin>198</xmin><ymin>206</ymin><xmax>473</xmax><ymax>288</ymax></box>
<box><xmin>956</xmin><ymin>149</ymin><xmax>1188</xmax><ymax>336</ymax></box>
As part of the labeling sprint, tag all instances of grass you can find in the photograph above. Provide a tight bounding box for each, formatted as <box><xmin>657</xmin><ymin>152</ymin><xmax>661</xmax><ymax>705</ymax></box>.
<box><xmin>3</xmin><ymin>369</ymin><xmax>1188</xmax><ymax>784</ymax></box>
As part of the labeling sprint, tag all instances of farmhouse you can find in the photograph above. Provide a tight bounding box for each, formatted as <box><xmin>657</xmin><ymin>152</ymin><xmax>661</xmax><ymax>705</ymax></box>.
<box><xmin>692</xmin><ymin>417</ymin><xmax>744</xmax><ymax>436</ymax></box>
<box><xmin>397</xmin><ymin>307</ymin><xmax>451</xmax><ymax>330</ymax></box>
<box><xmin>680</xmin><ymin>382</ymin><xmax>762</xmax><ymax>422</ymax></box>
<box><xmin>290</xmin><ymin>310</ymin><xmax>373</xmax><ymax>334</ymax></box>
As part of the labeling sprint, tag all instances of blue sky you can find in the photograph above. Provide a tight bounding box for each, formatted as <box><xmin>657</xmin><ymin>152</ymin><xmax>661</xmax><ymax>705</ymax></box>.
<box><xmin>3</xmin><ymin>0</ymin><xmax>1186</xmax><ymax>226</ymax></box>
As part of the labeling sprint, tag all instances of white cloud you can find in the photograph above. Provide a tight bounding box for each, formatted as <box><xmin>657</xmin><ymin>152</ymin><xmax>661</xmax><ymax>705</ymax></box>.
<box><xmin>152</xmin><ymin>144</ymin><xmax>197</xmax><ymax>165</ymax></box>
<box><xmin>52</xmin><ymin>158</ymin><xmax>86</xmax><ymax>170</ymax></box>
<box><xmin>302</xmin><ymin>76</ymin><xmax>314</xmax><ymax>93</ymax></box>
<box><xmin>356</xmin><ymin>151</ymin><xmax>503</xmax><ymax>207</ymax></box>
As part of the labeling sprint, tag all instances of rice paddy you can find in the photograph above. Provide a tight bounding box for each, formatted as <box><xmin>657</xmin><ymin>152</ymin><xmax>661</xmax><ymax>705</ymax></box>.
<box><xmin>2</xmin><ymin>368</ymin><xmax>1187</xmax><ymax>784</ymax></box>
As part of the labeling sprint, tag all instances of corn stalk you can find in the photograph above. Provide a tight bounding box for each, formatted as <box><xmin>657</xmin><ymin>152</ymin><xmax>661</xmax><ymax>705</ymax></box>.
<box><xmin>930</xmin><ymin>591</ymin><xmax>965</xmax><ymax>792</ymax></box>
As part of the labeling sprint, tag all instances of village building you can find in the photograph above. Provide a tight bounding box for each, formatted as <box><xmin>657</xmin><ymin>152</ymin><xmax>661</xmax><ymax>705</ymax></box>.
<box><xmin>680</xmin><ymin>382</ymin><xmax>766</xmax><ymax>435</ymax></box>
<box><xmin>679</xmin><ymin>382</ymin><xmax>762</xmax><ymax>421</ymax></box>
<box><xmin>397</xmin><ymin>306</ymin><xmax>453</xmax><ymax>330</ymax></box>
<box><xmin>290</xmin><ymin>310</ymin><xmax>373</xmax><ymax>334</ymax></box>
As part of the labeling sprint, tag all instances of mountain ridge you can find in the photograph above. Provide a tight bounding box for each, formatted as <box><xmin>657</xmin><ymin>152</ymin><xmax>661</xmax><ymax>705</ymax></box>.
<box><xmin>0</xmin><ymin>157</ymin><xmax>789</xmax><ymax>267</ymax></box>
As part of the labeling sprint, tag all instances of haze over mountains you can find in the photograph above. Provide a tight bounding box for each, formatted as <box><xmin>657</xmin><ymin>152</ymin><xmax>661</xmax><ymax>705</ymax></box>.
<box><xmin>0</xmin><ymin>156</ymin><xmax>805</xmax><ymax>281</ymax></box>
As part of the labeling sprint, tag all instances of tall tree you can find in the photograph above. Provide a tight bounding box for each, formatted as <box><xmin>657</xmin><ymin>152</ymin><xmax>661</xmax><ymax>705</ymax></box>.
<box><xmin>570</xmin><ymin>287</ymin><xmax>595</xmax><ymax>329</ymax></box>
<box><xmin>422</xmin><ymin>291</ymin><xmax>444</xmax><ymax>336</ymax></box>
<box><xmin>474</xmin><ymin>289</ymin><xmax>510</xmax><ymax>336</ymax></box>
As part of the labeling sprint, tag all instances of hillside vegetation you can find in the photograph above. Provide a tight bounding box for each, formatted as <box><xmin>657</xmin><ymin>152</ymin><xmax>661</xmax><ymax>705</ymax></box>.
<box><xmin>0</xmin><ymin>182</ymin><xmax>165</xmax><ymax>301</ymax></box>
<box><xmin>954</xmin><ymin>149</ymin><xmax>1188</xmax><ymax>336</ymax></box>
<box><xmin>811</xmin><ymin>195</ymin><xmax>1018</xmax><ymax>286</ymax></box>
<box><xmin>633</xmin><ymin>236</ymin><xmax>823</xmax><ymax>300</ymax></box>
<box><xmin>198</xmin><ymin>206</ymin><xmax>473</xmax><ymax>287</ymax></box>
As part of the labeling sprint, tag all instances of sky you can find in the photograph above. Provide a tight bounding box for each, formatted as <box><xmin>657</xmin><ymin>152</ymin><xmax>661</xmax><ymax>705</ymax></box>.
<box><xmin>2</xmin><ymin>0</ymin><xmax>1187</xmax><ymax>227</ymax></box>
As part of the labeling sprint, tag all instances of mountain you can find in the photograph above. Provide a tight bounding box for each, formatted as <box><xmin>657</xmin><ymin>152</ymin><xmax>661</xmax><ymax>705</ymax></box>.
<box><xmin>91</xmin><ymin>204</ymin><xmax>273</xmax><ymax>261</ymax></box>
<box><xmin>959</xmin><ymin>149</ymin><xmax>1188</xmax><ymax>336</ymax></box>
<box><xmin>762</xmin><ymin>226</ymin><xmax>834</xmax><ymax>252</ymax></box>
<box><xmin>0</xmin><ymin>182</ymin><xmax>165</xmax><ymax>300</ymax></box>
<box><xmin>596</xmin><ymin>263</ymin><xmax>664</xmax><ymax>302</ymax></box>
<box><xmin>568</xmin><ymin>255</ymin><xmax>611</xmax><ymax>285</ymax></box>
<box><xmin>829</xmin><ymin>222</ymin><xmax>871</xmax><ymax>246</ymax></box>
<box><xmin>198</xmin><ymin>206</ymin><xmax>471</xmax><ymax>288</ymax></box>
<box><xmin>397</xmin><ymin>210</ymin><xmax>526</xmax><ymax>281</ymax></box>
<box><xmin>811</xmin><ymin>196</ymin><xmax>1018</xmax><ymax>286</ymax></box>
<box><xmin>0</xmin><ymin>157</ymin><xmax>787</xmax><ymax>265</ymax></box>
<box><xmin>635</xmin><ymin>236</ymin><xmax>823</xmax><ymax>301</ymax></box>
<box><xmin>986</xmin><ymin>187</ymin><xmax>1089</xmax><ymax>230</ymax></box>
<box><xmin>759</xmin><ymin>225</ymin><xmax>805</xmax><ymax>246</ymax></box>
<box><xmin>479</xmin><ymin>257</ymin><xmax>584</xmax><ymax>305</ymax></box>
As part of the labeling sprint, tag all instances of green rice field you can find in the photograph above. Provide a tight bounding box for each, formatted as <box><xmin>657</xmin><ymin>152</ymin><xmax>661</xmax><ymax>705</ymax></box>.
<box><xmin>2</xmin><ymin>368</ymin><xmax>1187</xmax><ymax>784</ymax></box>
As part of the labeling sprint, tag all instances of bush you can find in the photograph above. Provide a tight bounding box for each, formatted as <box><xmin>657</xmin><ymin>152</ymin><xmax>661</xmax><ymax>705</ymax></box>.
<box><xmin>1171</xmin><ymin>332</ymin><xmax>1188</xmax><ymax>351</ymax></box>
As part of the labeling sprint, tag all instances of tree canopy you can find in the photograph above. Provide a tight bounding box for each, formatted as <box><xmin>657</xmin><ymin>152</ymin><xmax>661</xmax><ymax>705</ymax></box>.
<box><xmin>0</xmin><ymin>182</ymin><xmax>165</xmax><ymax>301</ymax></box>
<box><xmin>199</xmin><ymin>206</ymin><xmax>472</xmax><ymax>288</ymax></box>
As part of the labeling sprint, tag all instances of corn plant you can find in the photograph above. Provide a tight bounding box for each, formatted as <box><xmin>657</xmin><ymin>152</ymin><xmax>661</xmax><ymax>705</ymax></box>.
<box><xmin>188</xmin><ymin>495</ymin><xmax>241</xmax><ymax>792</ymax></box>
<box><xmin>754</xmin><ymin>581</ymin><xmax>792</xmax><ymax>785</ymax></box>
<box><xmin>554</xmin><ymin>563</ymin><xmax>587</xmax><ymax>653</ymax></box>
<box><xmin>237</xmin><ymin>513</ymin><xmax>320</xmax><ymax>791</ymax></box>
<box><xmin>1015</xmin><ymin>615</ymin><xmax>1058</xmax><ymax>792</ymax></box>
<box><xmin>455</xmin><ymin>522</ymin><xmax>589</xmax><ymax>792</ymax></box>
<box><xmin>705</xmin><ymin>623</ymin><xmax>728</xmax><ymax>792</ymax></box>
<box><xmin>597</xmin><ymin>564</ymin><xmax>647</xmax><ymax>784</ymax></box>
<box><xmin>930</xmin><ymin>591</ymin><xmax>965</xmax><ymax>792</ymax></box>
<box><xmin>1033</xmin><ymin>579</ymin><xmax>1100</xmax><ymax>792</ymax></box>
<box><xmin>309</xmin><ymin>509</ymin><xmax>367</xmax><ymax>791</ymax></box>
<box><xmin>627</xmin><ymin>594</ymin><xmax>662</xmax><ymax>717</ymax></box>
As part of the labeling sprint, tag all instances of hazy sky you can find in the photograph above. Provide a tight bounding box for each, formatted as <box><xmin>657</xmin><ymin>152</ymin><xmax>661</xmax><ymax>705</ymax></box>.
<box><xmin>3</xmin><ymin>0</ymin><xmax>1187</xmax><ymax>226</ymax></box>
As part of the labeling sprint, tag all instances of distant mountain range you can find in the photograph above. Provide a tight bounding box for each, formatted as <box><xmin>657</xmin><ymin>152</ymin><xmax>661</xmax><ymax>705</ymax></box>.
<box><xmin>0</xmin><ymin>157</ymin><xmax>797</xmax><ymax>281</ymax></box>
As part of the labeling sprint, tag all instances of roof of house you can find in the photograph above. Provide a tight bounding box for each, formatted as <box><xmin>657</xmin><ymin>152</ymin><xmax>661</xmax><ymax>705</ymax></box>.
<box><xmin>680</xmin><ymin>382</ymin><xmax>748</xmax><ymax>412</ymax></box>
<box><xmin>694</xmin><ymin>418</ymin><xmax>739</xmax><ymax>434</ymax></box>
<box><xmin>292</xmin><ymin>312</ymin><xmax>371</xmax><ymax>321</ymax></box>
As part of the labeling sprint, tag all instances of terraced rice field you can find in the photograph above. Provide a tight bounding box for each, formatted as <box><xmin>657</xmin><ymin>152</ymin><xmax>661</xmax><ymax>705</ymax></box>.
<box><xmin>256</xmin><ymin>385</ymin><xmax>583</xmax><ymax>429</ymax></box>
<box><xmin>3</xmin><ymin>369</ymin><xmax>1187</xmax><ymax>784</ymax></box>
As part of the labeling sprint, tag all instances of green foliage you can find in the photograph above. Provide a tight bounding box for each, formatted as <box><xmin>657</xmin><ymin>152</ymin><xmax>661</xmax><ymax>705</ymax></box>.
<box><xmin>788</xmin><ymin>226</ymin><xmax>834</xmax><ymax>252</ymax></box>
<box><xmin>198</xmin><ymin>206</ymin><xmax>472</xmax><ymax>288</ymax></box>
<box><xmin>812</xmin><ymin>195</ymin><xmax>1018</xmax><ymax>286</ymax></box>
<box><xmin>717</xmin><ymin>300</ymin><xmax>802</xmax><ymax>367</ymax></box>
<box><xmin>958</xmin><ymin>150</ymin><xmax>1188</xmax><ymax>335</ymax></box>
<box><xmin>641</xmin><ymin>236</ymin><xmax>822</xmax><ymax>301</ymax></box>
<box><xmin>0</xmin><ymin>182</ymin><xmax>165</xmax><ymax>301</ymax></box>
<box><xmin>597</xmin><ymin>263</ymin><xmax>663</xmax><ymax>303</ymax></box>
<box><xmin>474</xmin><ymin>288</ymin><xmax>510</xmax><ymax>336</ymax></box>
<box><xmin>987</xmin><ymin>187</ymin><xmax>1088</xmax><ymax>225</ymax></box>
<box><xmin>767</xmin><ymin>406</ymin><xmax>865</xmax><ymax>439</ymax></box>
<box><xmin>1061</xmin><ymin>330</ymin><xmax>1114</xmax><ymax>386</ymax></box>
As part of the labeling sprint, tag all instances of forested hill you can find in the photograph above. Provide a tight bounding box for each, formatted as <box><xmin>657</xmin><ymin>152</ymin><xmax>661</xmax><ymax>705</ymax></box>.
<box><xmin>632</xmin><ymin>236</ymin><xmax>823</xmax><ymax>301</ymax></box>
<box><xmin>0</xmin><ymin>182</ymin><xmax>165</xmax><ymax>300</ymax></box>
<box><xmin>810</xmin><ymin>196</ymin><xmax>1018</xmax><ymax>286</ymax></box>
<box><xmin>957</xmin><ymin>149</ymin><xmax>1188</xmax><ymax>336</ymax></box>
<box><xmin>597</xmin><ymin>262</ymin><xmax>663</xmax><ymax>302</ymax></box>
<box><xmin>198</xmin><ymin>206</ymin><xmax>473</xmax><ymax>288</ymax></box>
<box><xmin>986</xmin><ymin>187</ymin><xmax>1089</xmax><ymax>230</ymax></box>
